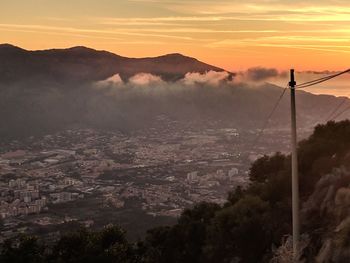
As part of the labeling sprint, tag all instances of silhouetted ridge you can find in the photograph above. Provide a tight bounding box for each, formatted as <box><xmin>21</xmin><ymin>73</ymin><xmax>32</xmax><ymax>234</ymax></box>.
<box><xmin>155</xmin><ymin>53</ymin><xmax>199</xmax><ymax>60</ymax></box>
<box><xmin>0</xmin><ymin>43</ymin><xmax>26</xmax><ymax>53</ymax></box>
<box><xmin>0</xmin><ymin>44</ymin><xmax>227</xmax><ymax>83</ymax></box>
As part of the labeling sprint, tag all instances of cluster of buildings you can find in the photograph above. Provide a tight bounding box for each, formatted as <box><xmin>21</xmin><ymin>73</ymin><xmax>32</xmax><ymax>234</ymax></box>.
<box><xmin>0</xmin><ymin>179</ymin><xmax>47</xmax><ymax>219</ymax></box>
<box><xmin>0</xmin><ymin>126</ymin><xmax>292</xmax><ymax>242</ymax></box>
<box><xmin>49</xmin><ymin>192</ymin><xmax>82</xmax><ymax>204</ymax></box>
<box><xmin>186</xmin><ymin>168</ymin><xmax>243</xmax><ymax>186</ymax></box>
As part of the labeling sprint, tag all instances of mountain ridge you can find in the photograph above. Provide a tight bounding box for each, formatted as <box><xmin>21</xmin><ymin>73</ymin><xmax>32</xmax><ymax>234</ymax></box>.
<box><xmin>1</xmin><ymin>43</ymin><xmax>350</xmax><ymax>141</ymax></box>
<box><xmin>0</xmin><ymin>43</ymin><xmax>227</xmax><ymax>83</ymax></box>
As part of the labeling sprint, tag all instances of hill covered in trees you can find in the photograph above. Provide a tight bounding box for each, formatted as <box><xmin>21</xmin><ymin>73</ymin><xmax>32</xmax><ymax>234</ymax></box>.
<box><xmin>1</xmin><ymin>120</ymin><xmax>350</xmax><ymax>262</ymax></box>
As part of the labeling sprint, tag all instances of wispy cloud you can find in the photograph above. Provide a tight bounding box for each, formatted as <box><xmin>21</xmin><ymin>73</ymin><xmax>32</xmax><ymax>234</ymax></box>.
<box><xmin>150</xmin><ymin>1</ymin><xmax>350</xmax><ymax>21</ymax></box>
<box><xmin>2</xmin><ymin>0</ymin><xmax>350</xmax><ymax>72</ymax></box>
<box><xmin>0</xmin><ymin>23</ymin><xmax>202</xmax><ymax>41</ymax></box>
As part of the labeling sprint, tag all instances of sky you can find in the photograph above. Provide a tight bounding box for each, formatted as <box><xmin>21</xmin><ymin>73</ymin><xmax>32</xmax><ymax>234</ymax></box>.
<box><xmin>1</xmin><ymin>0</ymin><xmax>350</xmax><ymax>91</ymax></box>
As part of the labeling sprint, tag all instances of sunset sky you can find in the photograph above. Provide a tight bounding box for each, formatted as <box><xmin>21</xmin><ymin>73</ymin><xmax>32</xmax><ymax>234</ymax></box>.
<box><xmin>1</xmin><ymin>0</ymin><xmax>350</xmax><ymax>73</ymax></box>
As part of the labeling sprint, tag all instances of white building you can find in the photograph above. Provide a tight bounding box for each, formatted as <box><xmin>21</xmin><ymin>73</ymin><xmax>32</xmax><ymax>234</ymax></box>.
<box><xmin>228</xmin><ymin>168</ymin><xmax>239</xmax><ymax>180</ymax></box>
<box><xmin>186</xmin><ymin>171</ymin><xmax>198</xmax><ymax>182</ymax></box>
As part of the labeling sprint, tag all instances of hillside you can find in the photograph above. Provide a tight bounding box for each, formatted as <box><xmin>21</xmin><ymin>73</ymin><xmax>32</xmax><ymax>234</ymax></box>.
<box><xmin>0</xmin><ymin>44</ymin><xmax>225</xmax><ymax>83</ymax></box>
<box><xmin>1</xmin><ymin>120</ymin><xmax>349</xmax><ymax>262</ymax></box>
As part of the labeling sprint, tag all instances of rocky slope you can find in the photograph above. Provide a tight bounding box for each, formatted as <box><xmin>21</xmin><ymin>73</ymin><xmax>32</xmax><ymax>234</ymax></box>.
<box><xmin>302</xmin><ymin>166</ymin><xmax>350</xmax><ymax>262</ymax></box>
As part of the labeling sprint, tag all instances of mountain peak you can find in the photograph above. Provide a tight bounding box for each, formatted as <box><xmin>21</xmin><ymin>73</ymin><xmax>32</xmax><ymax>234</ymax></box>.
<box><xmin>36</xmin><ymin>45</ymin><xmax>108</xmax><ymax>54</ymax></box>
<box><xmin>0</xmin><ymin>43</ymin><xmax>228</xmax><ymax>83</ymax></box>
<box><xmin>164</xmin><ymin>53</ymin><xmax>189</xmax><ymax>57</ymax></box>
<box><xmin>0</xmin><ymin>43</ymin><xmax>25</xmax><ymax>52</ymax></box>
<box><xmin>66</xmin><ymin>46</ymin><xmax>98</xmax><ymax>52</ymax></box>
<box><xmin>155</xmin><ymin>53</ymin><xmax>198</xmax><ymax>61</ymax></box>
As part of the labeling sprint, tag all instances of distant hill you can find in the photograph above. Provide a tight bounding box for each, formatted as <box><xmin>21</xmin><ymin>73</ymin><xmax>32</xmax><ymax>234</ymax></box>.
<box><xmin>0</xmin><ymin>44</ymin><xmax>350</xmax><ymax>141</ymax></box>
<box><xmin>0</xmin><ymin>44</ymin><xmax>226</xmax><ymax>83</ymax></box>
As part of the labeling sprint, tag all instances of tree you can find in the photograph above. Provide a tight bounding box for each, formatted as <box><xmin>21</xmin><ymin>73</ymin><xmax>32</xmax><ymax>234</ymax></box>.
<box><xmin>204</xmin><ymin>196</ymin><xmax>270</xmax><ymax>263</ymax></box>
<box><xmin>1</xmin><ymin>235</ymin><xmax>44</xmax><ymax>263</ymax></box>
<box><xmin>249</xmin><ymin>152</ymin><xmax>286</xmax><ymax>183</ymax></box>
<box><xmin>50</xmin><ymin>225</ymin><xmax>134</xmax><ymax>263</ymax></box>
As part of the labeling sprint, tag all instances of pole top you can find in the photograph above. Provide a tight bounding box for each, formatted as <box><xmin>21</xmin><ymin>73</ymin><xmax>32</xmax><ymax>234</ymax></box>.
<box><xmin>289</xmin><ymin>69</ymin><xmax>296</xmax><ymax>88</ymax></box>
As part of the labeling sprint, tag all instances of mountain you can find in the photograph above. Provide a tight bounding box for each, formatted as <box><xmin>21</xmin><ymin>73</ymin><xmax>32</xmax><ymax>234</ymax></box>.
<box><xmin>1</xmin><ymin>44</ymin><xmax>350</xmax><ymax>141</ymax></box>
<box><xmin>0</xmin><ymin>44</ymin><xmax>226</xmax><ymax>84</ymax></box>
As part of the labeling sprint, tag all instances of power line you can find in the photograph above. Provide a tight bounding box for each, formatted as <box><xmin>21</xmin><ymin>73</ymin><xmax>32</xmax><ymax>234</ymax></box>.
<box><xmin>330</xmin><ymin>105</ymin><xmax>350</xmax><ymax>120</ymax></box>
<box><xmin>296</xmin><ymin>75</ymin><xmax>337</xmax><ymax>89</ymax></box>
<box><xmin>296</xmin><ymin>69</ymin><xmax>350</xmax><ymax>89</ymax></box>
<box><xmin>251</xmin><ymin>85</ymin><xmax>288</xmax><ymax>147</ymax></box>
<box><xmin>296</xmin><ymin>69</ymin><xmax>350</xmax><ymax>88</ymax></box>
<box><xmin>251</xmin><ymin>68</ymin><xmax>350</xmax><ymax>147</ymax></box>
<box><xmin>325</xmin><ymin>98</ymin><xmax>347</xmax><ymax>122</ymax></box>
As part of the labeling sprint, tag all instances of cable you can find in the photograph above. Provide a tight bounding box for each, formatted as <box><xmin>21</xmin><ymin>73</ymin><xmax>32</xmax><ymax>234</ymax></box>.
<box><xmin>296</xmin><ymin>69</ymin><xmax>350</xmax><ymax>88</ymax></box>
<box><xmin>251</xmin><ymin>85</ymin><xmax>288</xmax><ymax>147</ymax></box>
<box><xmin>297</xmin><ymin>76</ymin><xmax>336</xmax><ymax>89</ymax></box>
<box><xmin>296</xmin><ymin>75</ymin><xmax>337</xmax><ymax>88</ymax></box>
<box><xmin>330</xmin><ymin>105</ymin><xmax>350</xmax><ymax>120</ymax></box>
<box><xmin>296</xmin><ymin>69</ymin><xmax>350</xmax><ymax>89</ymax></box>
<box><xmin>251</xmin><ymin>68</ymin><xmax>350</xmax><ymax>147</ymax></box>
<box><xmin>325</xmin><ymin>98</ymin><xmax>347</xmax><ymax>122</ymax></box>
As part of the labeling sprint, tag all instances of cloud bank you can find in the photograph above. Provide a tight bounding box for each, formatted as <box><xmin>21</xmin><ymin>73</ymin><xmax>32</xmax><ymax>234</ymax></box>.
<box><xmin>2</xmin><ymin>67</ymin><xmax>350</xmax><ymax>141</ymax></box>
<box><xmin>182</xmin><ymin>71</ymin><xmax>230</xmax><ymax>86</ymax></box>
<box><xmin>95</xmin><ymin>70</ymin><xmax>234</xmax><ymax>90</ymax></box>
<box><xmin>129</xmin><ymin>73</ymin><xmax>164</xmax><ymax>86</ymax></box>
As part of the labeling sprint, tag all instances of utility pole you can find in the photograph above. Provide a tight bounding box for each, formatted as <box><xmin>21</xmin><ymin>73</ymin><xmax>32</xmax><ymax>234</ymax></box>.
<box><xmin>289</xmin><ymin>69</ymin><xmax>299</xmax><ymax>261</ymax></box>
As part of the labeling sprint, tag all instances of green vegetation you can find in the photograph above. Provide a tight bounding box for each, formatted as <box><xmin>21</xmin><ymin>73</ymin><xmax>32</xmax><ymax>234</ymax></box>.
<box><xmin>1</xmin><ymin>120</ymin><xmax>350</xmax><ymax>262</ymax></box>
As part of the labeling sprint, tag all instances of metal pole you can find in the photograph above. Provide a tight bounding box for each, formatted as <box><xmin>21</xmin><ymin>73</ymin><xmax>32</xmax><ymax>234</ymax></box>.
<box><xmin>289</xmin><ymin>69</ymin><xmax>299</xmax><ymax>261</ymax></box>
